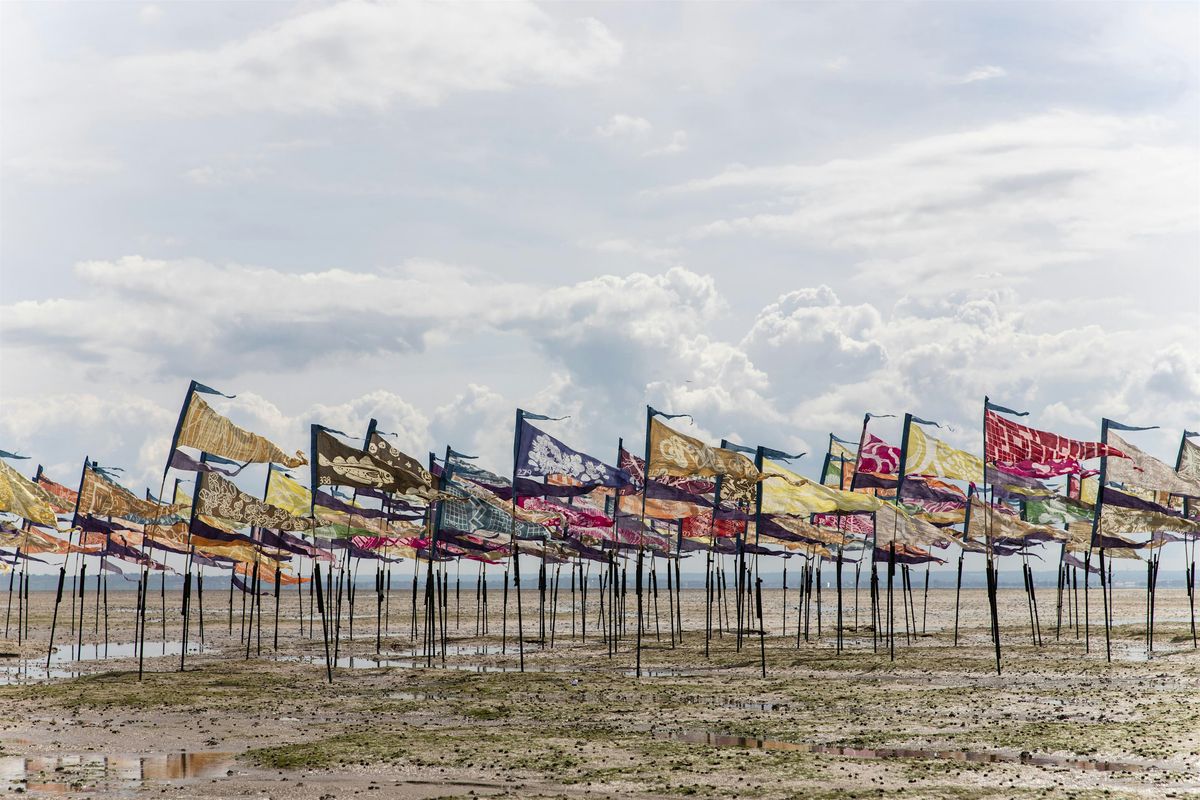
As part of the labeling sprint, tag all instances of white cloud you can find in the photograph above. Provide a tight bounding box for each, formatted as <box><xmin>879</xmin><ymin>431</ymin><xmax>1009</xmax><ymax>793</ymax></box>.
<box><xmin>114</xmin><ymin>1</ymin><xmax>623</xmax><ymax>114</ymax></box>
<box><xmin>596</xmin><ymin>113</ymin><xmax>653</xmax><ymax>139</ymax></box>
<box><xmin>673</xmin><ymin>112</ymin><xmax>1198</xmax><ymax>290</ymax></box>
<box><xmin>644</xmin><ymin>130</ymin><xmax>688</xmax><ymax>157</ymax></box>
<box><xmin>950</xmin><ymin>65</ymin><xmax>1007</xmax><ymax>84</ymax></box>
<box><xmin>138</xmin><ymin>4</ymin><xmax>163</xmax><ymax>25</ymax></box>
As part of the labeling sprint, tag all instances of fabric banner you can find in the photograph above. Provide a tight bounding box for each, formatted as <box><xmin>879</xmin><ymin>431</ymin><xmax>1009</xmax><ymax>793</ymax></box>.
<box><xmin>168</xmin><ymin>448</ymin><xmax>246</xmax><ymax>477</ymax></box>
<box><xmin>873</xmin><ymin>502</ymin><xmax>950</xmax><ymax>549</ymax></box>
<box><xmin>761</xmin><ymin>458</ymin><xmax>882</xmax><ymax>515</ymax></box>
<box><xmin>365</xmin><ymin>433</ymin><xmax>446</xmax><ymax>501</ymax></box>
<box><xmin>1178</xmin><ymin>437</ymin><xmax>1200</xmax><ymax>482</ymax></box>
<box><xmin>1024</xmin><ymin>495</ymin><xmax>1093</xmax><ymax>526</ymax></box>
<box><xmin>856</xmin><ymin>432</ymin><xmax>900</xmax><ymax>477</ymax></box>
<box><xmin>985</xmin><ymin>410</ymin><xmax>1125</xmax><ymax>476</ymax></box>
<box><xmin>176</xmin><ymin>394</ymin><xmax>306</xmax><ymax>468</ymax></box>
<box><xmin>437</xmin><ymin>475</ymin><xmax>552</xmax><ymax>541</ymax></box>
<box><xmin>965</xmin><ymin>497</ymin><xmax>1068</xmax><ymax>545</ymax></box>
<box><xmin>515</xmin><ymin>420</ymin><xmax>630</xmax><ymax>488</ymax></box>
<box><xmin>1106</xmin><ymin>432</ymin><xmax>1200</xmax><ymax>498</ymax></box>
<box><xmin>811</xmin><ymin>512</ymin><xmax>875</xmax><ymax>535</ymax></box>
<box><xmin>904</xmin><ymin>422</ymin><xmax>983</xmax><ymax>483</ymax></box>
<box><xmin>316</xmin><ymin>428</ymin><xmax>427</xmax><ymax>495</ymax></box>
<box><xmin>619</xmin><ymin>447</ymin><xmax>714</xmax><ymax>495</ymax></box>
<box><xmin>1099</xmin><ymin>504</ymin><xmax>1200</xmax><ymax>536</ymax></box>
<box><xmin>646</xmin><ymin>417</ymin><xmax>760</xmax><ymax>482</ymax></box>
<box><xmin>0</xmin><ymin>460</ymin><xmax>61</xmax><ymax>526</ymax></box>
<box><xmin>78</xmin><ymin>465</ymin><xmax>184</xmax><ymax>520</ymax></box>
<box><xmin>36</xmin><ymin>473</ymin><xmax>79</xmax><ymax>513</ymax></box>
<box><xmin>195</xmin><ymin>472</ymin><xmax>311</xmax><ymax>532</ymax></box>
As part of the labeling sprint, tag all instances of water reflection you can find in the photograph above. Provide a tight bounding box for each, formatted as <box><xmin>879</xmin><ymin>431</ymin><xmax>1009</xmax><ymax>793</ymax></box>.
<box><xmin>0</xmin><ymin>751</ymin><xmax>234</xmax><ymax>794</ymax></box>
<box><xmin>0</xmin><ymin>641</ymin><xmax>208</xmax><ymax>685</ymax></box>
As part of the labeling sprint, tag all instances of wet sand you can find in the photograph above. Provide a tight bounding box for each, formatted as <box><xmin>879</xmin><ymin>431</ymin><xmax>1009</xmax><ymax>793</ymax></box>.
<box><xmin>2</xmin><ymin>582</ymin><xmax>1199</xmax><ymax>798</ymax></box>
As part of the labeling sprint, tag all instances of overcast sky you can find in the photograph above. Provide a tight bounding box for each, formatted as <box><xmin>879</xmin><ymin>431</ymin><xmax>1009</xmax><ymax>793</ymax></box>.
<box><xmin>2</xmin><ymin>1</ymin><xmax>1197</xmax><ymax>553</ymax></box>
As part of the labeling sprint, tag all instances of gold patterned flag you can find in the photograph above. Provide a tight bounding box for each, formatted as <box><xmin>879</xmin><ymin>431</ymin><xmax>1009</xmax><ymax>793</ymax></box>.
<box><xmin>761</xmin><ymin>458</ymin><xmax>882</xmax><ymax>515</ymax></box>
<box><xmin>176</xmin><ymin>394</ymin><xmax>306</xmax><ymax>468</ymax></box>
<box><xmin>195</xmin><ymin>472</ymin><xmax>311</xmax><ymax>532</ymax></box>
<box><xmin>1106</xmin><ymin>432</ymin><xmax>1200</xmax><ymax>498</ymax></box>
<box><xmin>1100</xmin><ymin>504</ymin><xmax>1200</xmax><ymax>536</ymax></box>
<box><xmin>965</xmin><ymin>498</ymin><xmax>1068</xmax><ymax>544</ymax></box>
<box><xmin>0</xmin><ymin>460</ymin><xmax>60</xmax><ymax>526</ymax></box>
<box><xmin>1178</xmin><ymin>437</ymin><xmax>1200</xmax><ymax>481</ymax></box>
<box><xmin>366</xmin><ymin>433</ymin><xmax>443</xmax><ymax>500</ymax></box>
<box><xmin>78</xmin><ymin>465</ymin><xmax>184</xmax><ymax>519</ymax></box>
<box><xmin>904</xmin><ymin>422</ymin><xmax>983</xmax><ymax>483</ymax></box>
<box><xmin>646</xmin><ymin>417</ymin><xmax>760</xmax><ymax>482</ymax></box>
<box><xmin>874</xmin><ymin>502</ymin><xmax>949</xmax><ymax>548</ymax></box>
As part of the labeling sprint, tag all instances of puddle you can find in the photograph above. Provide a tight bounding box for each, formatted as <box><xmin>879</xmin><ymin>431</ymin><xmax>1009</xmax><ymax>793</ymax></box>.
<box><xmin>0</xmin><ymin>641</ymin><xmax>209</xmax><ymax>686</ymax></box>
<box><xmin>655</xmin><ymin>730</ymin><xmax>1154</xmax><ymax>772</ymax></box>
<box><xmin>0</xmin><ymin>751</ymin><xmax>235</xmax><ymax>794</ymax></box>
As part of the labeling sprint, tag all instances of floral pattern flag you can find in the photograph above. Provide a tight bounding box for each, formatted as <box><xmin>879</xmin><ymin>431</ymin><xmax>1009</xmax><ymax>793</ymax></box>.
<box><xmin>903</xmin><ymin>422</ymin><xmax>983</xmax><ymax>483</ymax></box>
<box><xmin>515</xmin><ymin>420</ymin><xmax>630</xmax><ymax>488</ymax></box>
<box><xmin>195</xmin><ymin>472</ymin><xmax>312</xmax><ymax>532</ymax></box>
<box><xmin>647</xmin><ymin>417</ymin><xmax>760</xmax><ymax>482</ymax></box>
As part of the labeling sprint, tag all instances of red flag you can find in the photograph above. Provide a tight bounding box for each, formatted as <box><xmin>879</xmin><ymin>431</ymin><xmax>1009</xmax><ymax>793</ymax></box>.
<box><xmin>985</xmin><ymin>410</ymin><xmax>1124</xmax><ymax>477</ymax></box>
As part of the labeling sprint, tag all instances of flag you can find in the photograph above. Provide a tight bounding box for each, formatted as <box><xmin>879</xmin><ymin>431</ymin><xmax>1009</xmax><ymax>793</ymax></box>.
<box><xmin>314</xmin><ymin>428</ymin><xmax>427</xmax><ymax>495</ymax></box>
<box><xmin>1103</xmin><ymin>432</ymin><xmax>1200</xmax><ymax>497</ymax></box>
<box><xmin>904</xmin><ymin>421</ymin><xmax>983</xmax><ymax>483</ymax></box>
<box><xmin>984</xmin><ymin>410</ymin><xmax>1125</xmax><ymax>476</ymax></box>
<box><xmin>1100</xmin><ymin>504</ymin><xmax>1200</xmax><ymax>536</ymax></box>
<box><xmin>515</xmin><ymin>420</ymin><xmax>630</xmax><ymax>489</ymax></box>
<box><xmin>36</xmin><ymin>474</ymin><xmax>79</xmax><ymax>514</ymax></box>
<box><xmin>619</xmin><ymin>446</ymin><xmax>714</xmax><ymax>495</ymax></box>
<box><xmin>857</xmin><ymin>431</ymin><xmax>901</xmax><ymax>476</ymax></box>
<box><xmin>176</xmin><ymin>393</ymin><xmax>306</xmax><ymax>468</ymax></box>
<box><xmin>365</xmin><ymin>432</ymin><xmax>450</xmax><ymax>501</ymax></box>
<box><xmin>873</xmin><ymin>502</ymin><xmax>950</xmax><ymax>549</ymax></box>
<box><xmin>0</xmin><ymin>460</ymin><xmax>60</xmax><ymax>526</ymax></box>
<box><xmin>168</xmin><ymin>449</ymin><xmax>247</xmax><ymax>476</ymax></box>
<box><xmin>1179</xmin><ymin>436</ymin><xmax>1200</xmax><ymax>481</ymax></box>
<box><xmin>965</xmin><ymin>498</ymin><xmax>1068</xmax><ymax>545</ymax></box>
<box><xmin>194</xmin><ymin>472</ymin><xmax>311</xmax><ymax>532</ymax></box>
<box><xmin>78</xmin><ymin>464</ymin><xmax>184</xmax><ymax>519</ymax></box>
<box><xmin>646</xmin><ymin>417</ymin><xmax>759</xmax><ymax>482</ymax></box>
<box><xmin>1023</xmin><ymin>495</ymin><xmax>1093</xmax><ymax>526</ymax></box>
<box><xmin>761</xmin><ymin>458</ymin><xmax>882</xmax><ymax>515</ymax></box>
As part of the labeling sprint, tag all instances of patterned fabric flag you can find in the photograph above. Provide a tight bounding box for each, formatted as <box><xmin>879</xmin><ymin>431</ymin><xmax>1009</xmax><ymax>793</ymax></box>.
<box><xmin>965</xmin><ymin>498</ymin><xmax>1068</xmax><ymax>544</ymax></box>
<box><xmin>176</xmin><ymin>394</ymin><xmax>306</xmax><ymax>468</ymax></box>
<box><xmin>437</xmin><ymin>472</ymin><xmax>554</xmax><ymax>541</ymax></box>
<box><xmin>811</xmin><ymin>512</ymin><xmax>875</xmax><ymax>535</ymax></box>
<box><xmin>36</xmin><ymin>474</ymin><xmax>79</xmax><ymax>513</ymax></box>
<box><xmin>761</xmin><ymin>458</ymin><xmax>882</xmax><ymax>515</ymax></box>
<box><xmin>1024</xmin><ymin>495</ymin><xmax>1093</xmax><ymax>526</ymax></box>
<box><xmin>315</xmin><ymin>428</ymin><xmax>427</xmax><ymax>495</ymax></box>
<box><xmin>195</xmin><ymin>472</ymin><xmax>311</xmax><ymax>532</ymax></box>
<box><xmin>873</xmin><ymin>502</ymin><xmax>950</xmax><ymax>549</ymax></box>
<box><xmin>1100</xmin><ymin>504</ymin><xmax>1200</xmax><ymax>536</ymax></box>
<box><xmin>515</xmin><ymin>420</ymin><xmax>630</xmax><ymax>488</ymax></box>
<box><xmin>647</xmin><ymin>417</ymin><xmax>760</xmax><ymax>482</ymax></box>
<box><xmin>0</xmin><ymin>460</ymin><xmax>60</xmax><ymax>526</ymax></box>
<box><xmin>364</xmin><ymin>433</ymin><xmax>449</xmax><ymax>501</ymax></box>
<box><xmin>823</xmin><ymin>440</ymin><xmax>857</xmax><ymax>488</ymax></box>
<box><xmin>1178</xmin><ymin>437</ymin><xmax>1200</xmax><ymax>481</ymax></box>
<box><xmin>984</xmin><ymin>409</ymin><xmax>1125</xmax><ymax>477</ymax></box>
<box><xmin>857</xmin><ymin>432</ymin><xmax>901</xmax><ymax>476</ymax></box>
<box><xmin>78</xmin><ymin>465</ymin><xmax>184</xmax><ymax>519</ymax></box>
<box><xmin>619</xmin><ymin>447</ymin><xmax>715</xmax><ymax>495</ymax></box>
<box><xmin>1106</xmin><ymin>432</ymin><xmax>1200</xmax><ymax>498</ymax></box>
<box><xmin>904</xmin><ymin>422</ymin><xmax>983</xmax><ymax>483</ymax></box>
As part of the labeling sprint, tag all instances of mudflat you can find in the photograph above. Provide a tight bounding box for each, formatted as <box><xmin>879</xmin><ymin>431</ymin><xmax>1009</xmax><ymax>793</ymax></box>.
<box><xmin>2</xmin><ymin>586</ymin><xmax>1198</xmax><ymax>798</ymax></box>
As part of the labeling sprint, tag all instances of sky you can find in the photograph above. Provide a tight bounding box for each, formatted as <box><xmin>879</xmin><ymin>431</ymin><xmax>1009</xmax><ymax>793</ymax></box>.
<box><xmin>1</xmin><ymin>2</ymin><xmax>1198</xmax><ymax>572</ymax></box>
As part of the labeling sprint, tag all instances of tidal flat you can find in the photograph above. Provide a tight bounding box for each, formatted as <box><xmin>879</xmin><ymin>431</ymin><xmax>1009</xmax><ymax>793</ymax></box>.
<box><xmin>2</xmin><ymin>586</ymin><xmax>1198</xmax><ymax>798</ymax></box>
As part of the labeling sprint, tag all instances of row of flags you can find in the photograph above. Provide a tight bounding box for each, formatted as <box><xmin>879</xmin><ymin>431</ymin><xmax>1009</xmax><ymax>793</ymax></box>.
<box><xmin>1</xmin><ymin>381</ymin><xmax>1198</xmax><ymax>585</ymax></box>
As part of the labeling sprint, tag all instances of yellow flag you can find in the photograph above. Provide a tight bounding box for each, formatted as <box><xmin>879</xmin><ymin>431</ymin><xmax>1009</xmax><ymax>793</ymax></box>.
<box><xmin>646</xmin><ymin>417</ymin><xmax>759</xmax><ymax>482</ymax></box>
<box><xmin>904</xmin><ymin>423</ymin><xmax>983</xmax><ymax>483</ymax></box>
<box><xmin>0</xmin><ymin>460</ymin><xmax>59</xmax><ymax>526</ymax></box>
<box><xmin>761</xmin><ymin>458</ymin><xmax>882</xmax><ymax>515</ymax></box>
<box><xmin>176</xmin><ymin>394</ymin><xmax>306</xmax><ymax>468</ymax></box>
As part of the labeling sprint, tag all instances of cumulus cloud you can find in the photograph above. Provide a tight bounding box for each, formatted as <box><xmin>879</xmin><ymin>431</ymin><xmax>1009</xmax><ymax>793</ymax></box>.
<box><xmin>596</xmin><ymin>114</ymin><xmax>653</xmax><ymax>139</ymax></box>
<box><xmin>113</xmin><ymin>0</ymin><xmax>623</xmax><ymax>114</ymax></box>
